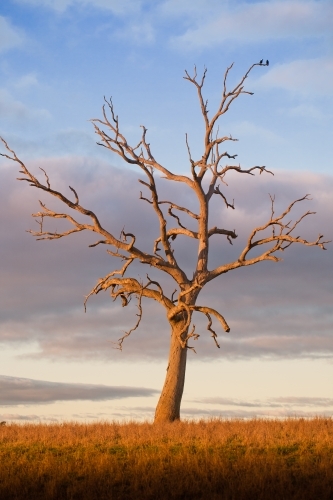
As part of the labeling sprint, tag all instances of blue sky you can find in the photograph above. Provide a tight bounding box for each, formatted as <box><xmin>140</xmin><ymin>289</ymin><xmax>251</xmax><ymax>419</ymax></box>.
<box><xmin>0</xmin><ymin>0</ymin><xmax>332</xmax><ymax>422</ymax></box>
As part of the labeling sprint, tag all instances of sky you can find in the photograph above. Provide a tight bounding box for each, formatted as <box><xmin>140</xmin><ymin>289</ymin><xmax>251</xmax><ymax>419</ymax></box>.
<box><xmin>0</xmin><ymin>0</ymin><xmax>332</xmax><ymax>423</ymax></box>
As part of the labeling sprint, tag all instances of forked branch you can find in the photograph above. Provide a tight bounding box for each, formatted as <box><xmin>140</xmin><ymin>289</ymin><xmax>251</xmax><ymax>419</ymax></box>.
<box><xmin>208</xmin><ymin>194</ymin><xmax>331</xmax><ymax>282</ymax></box>
<box><xmin>184</xmin><ymin>61</ymin><xmax>269</xmax><ymax>181</ymax></box>
<box><xmin>189</xmin><ymin>305</ymin><xmax>231</xmax><ymax>349</ymax></box>
<box><xmin>190</xmin><ymin>305</ymin><xmax>230</xmax><ymax>333</ymax></box>
<box><xmin>0</xmin><ymin>136</ymin><xmax>189</xmax><ymax>287</ymax></box>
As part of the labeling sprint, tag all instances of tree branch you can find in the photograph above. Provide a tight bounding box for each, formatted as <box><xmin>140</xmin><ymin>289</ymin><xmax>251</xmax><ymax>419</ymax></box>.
<box><xmin>208</xmin><ymin>194</ymin><xmax>331</xmax><ymax>282</ymax></box>
<box><xmin>91</xmin><ymin>98</ymin><xmax>195</xmax><ymax>188</ymax></box>
<box><xmin>112</xmin><ymin>291</ymin><xmax>144</xmax><ymax>351</ymax></box>
<box><xmin>158</xmin><ymin>201</ymin><xmax>199</xmax><ymax>220</ymax></box>
<box><xmin>86</xmin><ymin>276</ymin><xmax>173</xmax><ymax>312</ymax></box>
<box><xmin>84</xmin><ymin>258</ymin><xmax>134</xmax><ymax>311</ymax></box>
<box><xmin>212</xmin><ymin>185</ymin><xmax>235</xmax><ymax>209</ymax></box>
<box><xmin>184</xmin><ymin>62</ymin><xmax>268</xmax><ymax>182</ymax></box>
<box><xmin>216</xmin><ymin>164</ymin><xmax>274</xmax><ymax>177</ymax></box>
<box><xmin>1</xmin><ymin>136</ymin><xmax>191</xmax><ymax>286</ymax></box>
<box><xmin>185</xmin><ymin>324</ymin><xmax>200</xmax><ymax>353</ymax></box>
<box><xmin>208</xmin><ymin>227</ymin><xmax>238</xmax><ymax>244</ymax></box>
<box><xmin>190</xmin><ymin>305</ymin><xmax>230</xmax><ymax>334</ymax></box>
<box><xmin>138</xmin><ymin>169</ymin><xmax>179</xmax><ymax>266</ymax></box>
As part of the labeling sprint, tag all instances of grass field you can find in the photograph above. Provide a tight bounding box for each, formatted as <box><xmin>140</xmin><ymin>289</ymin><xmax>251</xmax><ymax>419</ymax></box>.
<box><xmin>1</xmin><ymin>418</ymin><xmax>333</xmax><ymax>499</ymax></box>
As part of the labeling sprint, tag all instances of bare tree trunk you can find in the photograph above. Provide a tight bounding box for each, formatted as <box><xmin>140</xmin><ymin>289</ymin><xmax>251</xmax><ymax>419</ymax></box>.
<box><xmin>154</xmin><ymin>325</ymin><xmax>188</xmax><ymax>423</ymax></box>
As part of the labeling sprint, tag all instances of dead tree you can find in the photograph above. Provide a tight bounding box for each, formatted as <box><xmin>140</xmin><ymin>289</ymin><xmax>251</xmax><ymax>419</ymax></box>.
<box><xmin>1</xmin><ymin>62</ymin><xmax>329</xmax><ymax>423</ymax></box>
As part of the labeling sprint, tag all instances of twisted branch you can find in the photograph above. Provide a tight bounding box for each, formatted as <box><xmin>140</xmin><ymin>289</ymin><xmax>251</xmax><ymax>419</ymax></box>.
<box><xmin>190</xmin><ymin>305</ymin><xmax>230</xmax><ymax>333</ymax></box>
<box><xmin>112</xmin><ymin>291</ymin><xmax>144</xmax><ymax>351</ymax></box>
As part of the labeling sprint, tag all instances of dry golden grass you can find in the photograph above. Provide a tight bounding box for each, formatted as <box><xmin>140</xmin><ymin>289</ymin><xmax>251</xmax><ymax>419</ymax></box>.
<box><xmin>1</xmin><ymin>418</ymin><xmax>333</xmax><ymax>499</ymax></box>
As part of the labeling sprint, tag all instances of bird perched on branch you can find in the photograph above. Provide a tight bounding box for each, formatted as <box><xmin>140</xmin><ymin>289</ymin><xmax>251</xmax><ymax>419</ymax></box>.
<box><xmin>260</xmin><ymin>59</ymin><xmax>263</xmax><ymax>64</ymax></box>
<box><xmin>266</xmin><ymin>60</ymin><xmax>269</xmax><ymax>66</ymax></box>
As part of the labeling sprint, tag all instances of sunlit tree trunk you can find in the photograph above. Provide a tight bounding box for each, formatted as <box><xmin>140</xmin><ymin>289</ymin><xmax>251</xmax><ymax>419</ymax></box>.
<box><xmin>154</xmin><ymin>323</ymin><xmax>188</xmax><ymax>423</ymax></box>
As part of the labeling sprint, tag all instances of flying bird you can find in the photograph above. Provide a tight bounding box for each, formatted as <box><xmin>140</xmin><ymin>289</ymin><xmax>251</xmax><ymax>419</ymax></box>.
<box><xmin>266</xmin><ymin>60</ymin><xmax>269</xmax><ymax>66</ymax></box>
<box><xmin>260</xmin><ymin>59</ymin><xmax>263</xmax><ymax>64</ymax></box>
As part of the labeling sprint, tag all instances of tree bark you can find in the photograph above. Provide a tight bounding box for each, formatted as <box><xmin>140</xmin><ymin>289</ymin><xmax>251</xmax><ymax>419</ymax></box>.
<box><xmin>154</xmin><ymin>324</ymin><xmax>188</xmax><ymax>423</ymax></box>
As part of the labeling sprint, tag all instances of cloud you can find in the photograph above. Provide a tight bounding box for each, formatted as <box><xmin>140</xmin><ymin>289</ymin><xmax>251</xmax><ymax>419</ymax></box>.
<box><xmin>15</xmin><ymin>0</ymin><xmax>70</xmax><ymax>10</ymax></box>
<box><xmin>180</xmin><ymin>395</ymin><xmax>333</xmax><ymax>419</ymax></box>
<box><xmin>2</xmin><ymin>407</ymin><xmax>333</xmax><ymax>422</ymax></box>
<box><xmin>0</xmin><ymin>407</ymin><xmax>157</xmax><ymax>422</ymax></box>
<box><xmin>0</xmin><ymin>88</ymin><xmax>51</xmax><ymax>122</ymax></box>
<box><xmin>14</xmin><ymin>73</ymin><xmax>39</xmax><ymax>89</ymax></box>
<box><xmin>196</xmin><ymin>396</ymin><xmax>333</xmax><ymax>408</ymax></box>
<box><xmin>280</xmin><ymin>104</ymin><xmax>328</xmax><ymax>121</ymax></box>
<box><xmin>229</xmin><ymin>120</ymin><xmax>284</xmax><ymax>144</ymax></box>
<box><xmin>273</xmin><ymin>397</ymin><xmax>333</xmax><ymax>407</ymax></box>
<box><xmin>161</xmin><ymin>0</ymin><xmax>221</xmax><ymax>17</ymax></box>
<box><xmin>0</xmin><ymin>413</ymin><xmax>42</xmax><ymax>421</ymax></box>
<box><xmin>181</xmin><ymin>407</ymin><xmax>333</xmax><ymax>419</ymax></box>
<box><xmin>15</xmin><ymin>0</ymin><xmax>143</xmax><ymax>15</ymax></box>
<box><xmin>15</xmin><ymin>0</ymin><xmax>154</xmax><ymax>45</ymax></box>
<box><xmin>256</xmin><ymin>58</ymin><xmax>333</xmax><ymax>96</ymax></box>
<box><xmin>0</xmin><ymin>16</ymin><xmax>24</xmax><ymax>53</ymax></box>
<box><xmin>114</xmin><ymin>21</ymin><xmax>155</xmax><ymax>45</ymax></box>
<box><xmin>0</xmin><ymin>374</ymin><xmax>158</xmax><ymax>405</ymax></box>
<box><xmin>0</xmin><ymin>153</ymin><xmax>332</xmax><ymax>361</ymax></box>
<box><xmin>168</xmin><ymin>0</ymin><xmax>333</xmax><ymax>50</ymax></box>
<box><xmin>3</xmin><ymin>397</ymin><xmax>333</xmax><ymax>421</ymax></box>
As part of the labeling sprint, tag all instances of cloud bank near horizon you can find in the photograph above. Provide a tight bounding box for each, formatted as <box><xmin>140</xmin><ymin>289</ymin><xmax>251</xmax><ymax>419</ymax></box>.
<box><xmin>2</xmin><ymin>393</ymin><xmax>333</xmax><ymax>422</ymax></box>
<box><xmin>0</xmin><ymin>374</ymin><xmax>158</xmax><ymax>406</ymax></box>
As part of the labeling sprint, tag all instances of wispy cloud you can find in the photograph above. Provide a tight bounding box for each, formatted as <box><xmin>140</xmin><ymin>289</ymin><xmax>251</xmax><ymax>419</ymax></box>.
<box><xmin>181</xmin><ymin>407</ymin><xmax>333</xmax><ymax>419</ymax></box>
<box><xmin>0</xmin><ymin>16</ymin><xmax>24</xmax><ymax>53</ymax></box>
<box><xmin>15</xmin><ymin>0</ymin><xmax>154</xmax><ymax>45</ymax></box>
<box><xmin>0</xmin><ymin>375</ymin><xmax>158</xmax><ymax>405</ymax></box>
<box><xmin>280</xmin><ymin>104</ymin><xmax>328</xmax><ymax>121</ymax></box>
<box><xmin>0</xmin><ymin>413</ymin><xmax>43</xmax><ymax>421</ymax></box>
<box><xmin>256</xmin><ymin>58</ymin><xmax>333</xmax><ymax>96</ymax></box>
<box><xmin>168</xmin><ymin>0</ymin><xmax>333</xmax><ymax>50</ymax></box>
<box><xmin>0</xmin><ymin>408</ymin><xmax>156</xmax><ymax>422</ymax></box>
<box><xmin>15</xmin><ymin>0</ymin><xmax>143</xmax><ymax>15</ymax></box>
<box><xmin>0</xmin><ymin>88</ymin><xmax>51</xmax><ymax>122</ymax></box>
<box><xmin>196</xmin><ymin>396</ymin><xmax>333</xmax><ymax>408</ymax></box>
<box><xmin>229</xmin><ymin>120</ymin><xmax>284</xmax><ymax>144</ymax></box>
<box><xmin>14</xmin><ymin>73</ymin><xmax>39</xmax><ymax>89</ymax></box>
<box><xmin>114</xmin><ymin>21</ymin><xmax>155</xmax><ymax>45</ymax></box>
<box><xmin>180</xmin><ymin>395</ymin><xmax>333</xmax><ymax>419</ymax></box>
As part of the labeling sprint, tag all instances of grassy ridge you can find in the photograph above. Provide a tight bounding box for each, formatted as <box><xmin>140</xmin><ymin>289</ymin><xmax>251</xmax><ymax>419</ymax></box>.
<box><xmin>1</xmin><ymin>418</ymin><xmax>333</xmax><ymax>499</ymax></box>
